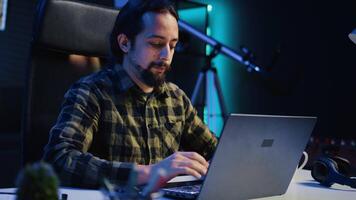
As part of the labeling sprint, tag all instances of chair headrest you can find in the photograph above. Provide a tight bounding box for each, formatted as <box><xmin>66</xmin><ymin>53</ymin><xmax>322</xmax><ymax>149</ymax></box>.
<box><xmin>34</xmin><ymin>0</ymin><xmax>119</xmax><ymax>57</ymax></box>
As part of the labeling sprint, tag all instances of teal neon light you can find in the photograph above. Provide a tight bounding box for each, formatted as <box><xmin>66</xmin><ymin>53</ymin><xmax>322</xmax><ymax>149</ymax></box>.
<box><xmin>207</xmin><ymin>4</ymin><xmax>213</xmax><ymax>12</ymax></box>
<box><xmin>179</xmin><ymin>2</ymin><xmax>236</xmax><ymax>137</ymax></box>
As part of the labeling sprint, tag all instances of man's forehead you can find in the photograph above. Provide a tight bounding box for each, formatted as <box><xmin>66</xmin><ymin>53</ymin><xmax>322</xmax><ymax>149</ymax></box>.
<box><xmin>141</xmin><ymin>11</ymin><xmax>179</xmax><ymax>40</ymax></box>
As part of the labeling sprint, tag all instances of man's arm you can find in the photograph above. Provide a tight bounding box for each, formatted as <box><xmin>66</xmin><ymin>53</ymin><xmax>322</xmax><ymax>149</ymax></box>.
<box><xmin>180</xmin><ymin>93</ymin><xmax>218</xmax><ymax>160</ymax></box>
<box><xmin>43</xmin><ymin>82</ymin><xmax>133</xmax><ymax>188</ymax></box>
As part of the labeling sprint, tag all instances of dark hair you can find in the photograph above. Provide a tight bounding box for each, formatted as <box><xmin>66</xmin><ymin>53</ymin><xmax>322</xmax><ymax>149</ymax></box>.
<box><xmin>110</xmin><ymin>0</ymin><xmax>179</xmax><ymax>64</ymax></box>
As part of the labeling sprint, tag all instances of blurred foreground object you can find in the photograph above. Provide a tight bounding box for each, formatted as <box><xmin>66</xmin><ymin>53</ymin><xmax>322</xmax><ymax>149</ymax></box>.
<box><xmin>16</xmin><ymin>162</ymin><xmax>59</xmax><ymax>200</ymax></box>
<box><xmin>0</xmin><ymin>0</ymin><xmax>8</xmax><ymax>31</ymax></box>
<box><xmin>101</xmin><ymin>167</ymin><xmax>167</xmax><ymax>200</ymax></box>
<box><xmin>349</xmin><ymin>28</ymin><xmax>356</xmax><ymax>44</ymax></box>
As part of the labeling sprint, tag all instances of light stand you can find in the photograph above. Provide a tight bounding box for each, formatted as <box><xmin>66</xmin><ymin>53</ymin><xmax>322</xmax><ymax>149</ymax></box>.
<box><xmin>178</xmin><ymin>19</ymin><xmax>264</xmax><ymax>126</ymax></box>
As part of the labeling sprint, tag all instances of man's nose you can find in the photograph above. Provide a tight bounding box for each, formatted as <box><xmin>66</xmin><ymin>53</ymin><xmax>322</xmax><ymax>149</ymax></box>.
<box><xmin>159</xmin><ymin>45</ymin><xmax>170</xmax><ymax>61</ymax></box>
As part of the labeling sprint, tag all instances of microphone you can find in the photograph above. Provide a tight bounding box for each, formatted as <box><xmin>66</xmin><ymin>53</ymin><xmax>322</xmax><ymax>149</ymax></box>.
<box><xmin>349</xmin><ymin>28</ymin><xmax>356</xmax><ymax>44</ymax></box>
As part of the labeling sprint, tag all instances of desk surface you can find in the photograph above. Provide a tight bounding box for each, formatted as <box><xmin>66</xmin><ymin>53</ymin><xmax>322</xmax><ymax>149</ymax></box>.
<box><xmin>252</xmin><ymin>169</ymin><xmax>356</xmax><ymax>200</ymax></box>
<box><xmin>0</xmin><ymin>170</ymin><xmax>355</xmax><ymax>200</ymax></box>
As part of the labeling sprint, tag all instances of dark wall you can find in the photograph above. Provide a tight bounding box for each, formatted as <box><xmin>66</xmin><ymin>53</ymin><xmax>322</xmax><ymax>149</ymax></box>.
<box><xmin>0</xmin><ymin>0</ymin><xmax>35</xmax><ymax>133</ymax></box>
<box><xmin>192</xmin><ymin>0</ymin><xmax>356</xmax><ymax>169</ymax></box>
<box><xmin>222</xmin><ymin>0</ymin><xmax>356</xmax><ymax>139</ymax></box>
<box><xmin>0</xmin><ymin>0</ymin><xmax>34</xmax><ymax>87</ymax></box>
<box><xmin>0</xmin><ymin>0</ymin><xmax>36</xmax><ymax>187</ymax></box>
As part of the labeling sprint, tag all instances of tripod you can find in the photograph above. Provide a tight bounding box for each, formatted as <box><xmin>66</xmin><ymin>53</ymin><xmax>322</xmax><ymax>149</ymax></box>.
<box><xmin>191</xmin><ymin>46</ymin><xmax>228</xmax><ymax>132</ymax></box>
<box><xmin>178</xmin><ymin>19</ymin><xmax>263</xmax><ymax>133</ymax></box>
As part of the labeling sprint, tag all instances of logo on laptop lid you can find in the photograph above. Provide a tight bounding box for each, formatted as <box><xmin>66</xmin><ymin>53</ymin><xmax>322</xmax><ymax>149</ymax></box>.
<box><xmin>261</xmin><ymin>139</ymin><xmax>274</xmax><ymax>147</ymax></box>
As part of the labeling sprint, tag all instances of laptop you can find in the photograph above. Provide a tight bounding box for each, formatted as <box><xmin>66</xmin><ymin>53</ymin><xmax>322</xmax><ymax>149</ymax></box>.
<box><xmin>162</xmin><ymin>114</ymin><xmax>317</xmax><ymax>200</ymax></box>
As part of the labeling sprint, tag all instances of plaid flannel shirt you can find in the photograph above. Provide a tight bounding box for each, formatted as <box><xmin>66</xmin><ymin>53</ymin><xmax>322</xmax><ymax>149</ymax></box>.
<box><xmin>43</xmin><ymin>64</ymin><xmax>217</xmax><ymax>188</ymax></box>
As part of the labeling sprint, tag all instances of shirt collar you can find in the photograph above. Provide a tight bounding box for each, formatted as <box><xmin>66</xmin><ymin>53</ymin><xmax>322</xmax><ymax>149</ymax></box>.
<box><xmin>113</xmin><ymin>63</ymin><xmax>169</xmax><ymax>98</ymax></box>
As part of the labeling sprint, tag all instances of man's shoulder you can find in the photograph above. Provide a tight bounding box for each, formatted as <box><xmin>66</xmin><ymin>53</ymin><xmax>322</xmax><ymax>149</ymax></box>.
<box><xmin>64</xmin><ymin>68</ymin><xmax>117</xmax><ymax>101</ymax></box>
<box><xmin>75</xmin><ymin>67</ymin><xmax>114</xmax><ymax>89</ymax></box>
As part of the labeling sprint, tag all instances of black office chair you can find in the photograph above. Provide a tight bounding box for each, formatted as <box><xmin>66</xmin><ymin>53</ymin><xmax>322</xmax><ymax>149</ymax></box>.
<box><xmin>21</xmin><ymin>0</ymin><xmax>119</xmax><ymax>166</ymax></box>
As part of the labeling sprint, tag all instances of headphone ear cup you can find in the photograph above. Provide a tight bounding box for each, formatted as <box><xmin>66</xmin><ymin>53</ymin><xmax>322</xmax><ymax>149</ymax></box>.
<box><xmin>332</xmin><ymin>156</ymin><xmax>351</xmax><ymax>176</ymax></box>
<box><xmin>311</xmin><ymin>157</ymin><xmax>339</xmax><ymax>187</ymax></box>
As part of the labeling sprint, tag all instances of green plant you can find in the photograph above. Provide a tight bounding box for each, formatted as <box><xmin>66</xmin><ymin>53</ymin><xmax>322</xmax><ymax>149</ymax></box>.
<box><xmin>16</xmin><ymin>162</ymin><xmax>59</xmax><ymax>200</ymax></box>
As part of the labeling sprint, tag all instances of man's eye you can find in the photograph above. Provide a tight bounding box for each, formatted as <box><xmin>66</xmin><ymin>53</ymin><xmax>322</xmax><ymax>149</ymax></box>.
<box><xmin>150</xmin><ymin>42</ymin><xmax>164</xmax><ymax>48</ymax></box>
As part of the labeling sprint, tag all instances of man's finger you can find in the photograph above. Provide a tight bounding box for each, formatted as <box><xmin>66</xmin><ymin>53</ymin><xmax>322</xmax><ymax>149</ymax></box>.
<box><xmin>180</xmin><ymin>152</ymin><xmax>209</xmax><ymax>167</ymax></box>
<box><xmin>177</xmin><ymin>166</ymin><xmax>202</xmax><ymax>179</ymax></box>
<box><xmin>178</xmin><ymin>159</ymin><xmax>207</xmax><ymax>176</ymax></box>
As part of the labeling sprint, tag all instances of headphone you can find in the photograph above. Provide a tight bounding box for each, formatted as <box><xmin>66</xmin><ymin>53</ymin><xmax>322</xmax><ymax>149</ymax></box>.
<box><xmin>311</xmin><ymin>156</ymin><xmax>356</xmax><ymax>188</ymax></box>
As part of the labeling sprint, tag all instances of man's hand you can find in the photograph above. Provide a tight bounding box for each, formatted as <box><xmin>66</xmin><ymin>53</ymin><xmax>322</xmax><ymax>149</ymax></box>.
<box><xmin>153</xmin><ymin>151</ymin><xmax>209</xmax><ymax>179</ymax></box>
<box><xmin>136</xmin><ymin>151</ymin><xmax>209</xmax><ymax>187</ymax></box>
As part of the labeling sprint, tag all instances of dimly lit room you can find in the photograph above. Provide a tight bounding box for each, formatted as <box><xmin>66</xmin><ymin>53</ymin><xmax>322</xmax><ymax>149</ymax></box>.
<box><xmin>0</xmin><ymin>0</ymin><xmax>355</xmax><ymax>199</ymax></box>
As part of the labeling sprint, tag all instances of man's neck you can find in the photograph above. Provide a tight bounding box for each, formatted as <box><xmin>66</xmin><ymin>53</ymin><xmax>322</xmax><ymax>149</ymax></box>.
<box><xmin>122</xmin><ymin>61</ymin><xmax>154</xmax><ymax>94</ymax></box>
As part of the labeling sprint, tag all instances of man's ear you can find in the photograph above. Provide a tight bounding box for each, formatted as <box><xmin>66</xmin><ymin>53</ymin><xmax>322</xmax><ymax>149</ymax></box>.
<box><xmin>117</xmin><ymin>34</ymin><xmax>131</xmax><ymax>53</ymax></box>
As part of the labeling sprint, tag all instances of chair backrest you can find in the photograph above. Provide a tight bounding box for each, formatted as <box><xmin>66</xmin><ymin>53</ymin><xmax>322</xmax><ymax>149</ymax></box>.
<box><xmin>21</xmin><ymin>0</ymin><xmax>119</xmax><ymax>166</ymax></box>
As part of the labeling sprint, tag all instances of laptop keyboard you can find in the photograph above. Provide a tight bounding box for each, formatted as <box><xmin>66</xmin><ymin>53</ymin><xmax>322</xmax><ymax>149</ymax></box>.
<box><xmin>163</xmin><ymin>185</ymin><xmax>202</xmax><ymax>199</ymax></box>
<box><xmin>174</xmin><ymin>185</ymin><xmax>201</xmax><ymax>193</ymax></box>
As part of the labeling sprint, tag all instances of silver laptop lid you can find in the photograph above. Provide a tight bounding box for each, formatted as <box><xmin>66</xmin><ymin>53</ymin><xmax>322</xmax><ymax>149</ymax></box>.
<box><xmin>198</xmin><ymin>114</ymin><xmax>316</xmax><ymax>200</ymax></box>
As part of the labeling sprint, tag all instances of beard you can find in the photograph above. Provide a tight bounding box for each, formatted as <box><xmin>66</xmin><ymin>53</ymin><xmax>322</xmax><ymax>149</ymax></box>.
<box><xmin>133</xmin><ymin>61</ymin><xmax>171</xmax><ymax>88</ymax></box>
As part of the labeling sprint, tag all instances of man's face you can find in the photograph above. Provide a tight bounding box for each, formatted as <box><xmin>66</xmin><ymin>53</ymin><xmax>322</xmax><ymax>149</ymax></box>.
<box><xmin>126</xmin><ymin>11</ymin><xmax>179</xmax><ymax>87</ymax></box>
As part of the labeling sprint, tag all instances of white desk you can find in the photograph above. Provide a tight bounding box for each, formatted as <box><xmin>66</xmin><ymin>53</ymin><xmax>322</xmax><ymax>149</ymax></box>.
<box><xmin>0</xmin><ymin>170</ymin><xmax>355</xmax><ymax>200</ymax></box>
<box><xmin>251</xmin><ymin>169</ymin><xmax>356</xmax><ymax>200</ymax></box>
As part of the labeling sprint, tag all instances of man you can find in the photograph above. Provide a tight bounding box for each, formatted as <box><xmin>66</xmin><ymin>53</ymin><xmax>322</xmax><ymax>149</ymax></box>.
<box><xmin>43</xmin><ymin>0</ymin><xmax>217</xmax><ymax>188</ymax></box>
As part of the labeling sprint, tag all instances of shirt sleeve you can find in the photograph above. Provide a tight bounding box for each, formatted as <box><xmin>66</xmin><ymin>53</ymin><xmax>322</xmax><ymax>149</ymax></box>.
<box><xmin>42</xmin><ymin>82</ymin><xmax>133</xmax><ymax>188</ymax></box>
<box><xmin>180</xmin><ymin>93</ymin><xmax>218</xmax><ymax>160</ymax></box>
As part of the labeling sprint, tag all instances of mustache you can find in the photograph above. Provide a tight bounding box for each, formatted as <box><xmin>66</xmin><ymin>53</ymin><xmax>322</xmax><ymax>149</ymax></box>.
<box><xmin>148</xmin><ymin>61</ymin><xmax>170</xmax><ymax>69</ymax></box>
